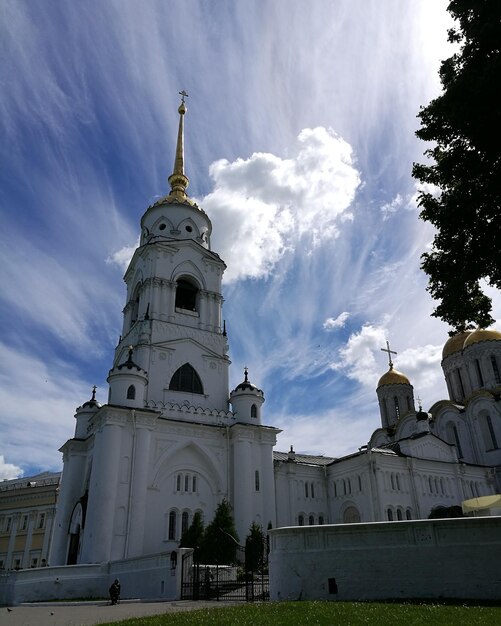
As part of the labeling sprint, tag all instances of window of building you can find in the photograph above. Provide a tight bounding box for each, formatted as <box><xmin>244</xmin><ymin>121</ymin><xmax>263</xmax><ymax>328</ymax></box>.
<box><xmin>168</xmin><ymin>511</ymin><xmax>177</xmax><ymax>540</ymax></box>
<box><xmin>358</xmin><ymin>475</ymin><xmax>362</xmax><ymax>492</ymax></box>
<box><xmin>181</xmin><ymin>512</ymin><xmax>189</xmax><ymax>535</ymax></box>
<box><xmin>127</xmin><ymin>385</ymin><xmax>136</xmax><ymax>400</ymax></box>
<box><xmin>309</xmin><ymin>515</ymin><xmax>314</xmax><ymax>526</ymax></box>
<box><xmin>298</xmin><ymin>515</ymin><xmax>304</xmax><ymax>526</ymax></box>
<box><xmin>319</xmin><ymin>515</ymin><xmax>324</xmax><ymax>525</ymax></box>
<box><xmin>475</xmin><ymin>359</ymin><xmax>484</xmax><ymax>386</ymax></box>
<box><xmin>480</xmin><ymin>413</ymin><xmax>499</xmax><ymax>451</ymax></box>
<box><xmin>38</xmin><ymin>513</ymin><xmax>46</xmax><ymax>529</ymax></box>
<box><xmin>255</xmin><ymin>470</ymin><xmax>260</xmax><ymax>492</ymax></box>
<box><xmin>406</xmin><ymin>509</ymin><xmax>412</xmax><ymax>520</ymax></box>
<box><xmin>394</xmin><ymin>396</ymin><xmax>400</xmax><ymax>420</ymax></box>
<box><xmin>311</xmin><ymin>483</ymin><xmax>315</xmax><ymax>498</ymax></box>
<box><xmin>21</xmin><ymin>515</ymin><xmax>28</xmax><ymax>531</ymax></box>
<box><xmin>192</xmin><ymin>476</ymin><xmax>197</xmax><ymax>492</ymax></box>
<box><xmin>251</xmin><ymin>404</ymin><xmax>257</xmax><ymax>418</ymax></box>
<box><xmin>396</xmin><ymin>509</ymin><xmax>403</xmax><ymax>520</ymax></box>
<box><xmin>169</xmin><ymin>363</ymin><xmax>204</xmax><ymax>394</ymax></box>
<box><xmin>175</xmin><ymin>278</ymin><xmax>198</xmax><ymax>311</ymax></box>
<box><xmin>387</xmin><ymin>509</ymin><xmax>393</xmax><ymax>521</ymax></box>
<box><xmin>5</xmin><ymin>517</ymin><xmax>12</xmax><ymax>533</ymax></box>
<box><xmin>31</xmin><ymin>557</ymin><xmax>38</xmax><ymax>568</ymax></box>
<box><xmin>305</xmin><ymin>482</ymin><xmax>309</xmax><ymax>498</ymax></box>
<box><xmin>491</xmin><ymin>355</ymin><xmax>501</xmax><ymax>385</ymax></box>
<box><xmin>184</xmin><ymin>475</ymin><xmax>189</xmax><ymax>492</ymax></box>
<box><xmin>456</xmin><ymin>369</ymin><xmax>466</xmax><ymax>399</ymax></box>
<box><xmin>176</xmin><ymin>475</ymin><xmax>181</xmax><ymax>492</ymax></box>
<box><xmin>130</xmin><ymin>285</ymin><xmax>141</xmax><ymax>327</ymax></box>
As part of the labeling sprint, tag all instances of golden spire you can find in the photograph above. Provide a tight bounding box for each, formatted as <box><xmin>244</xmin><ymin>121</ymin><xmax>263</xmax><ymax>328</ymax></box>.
<box><xmin>167</xmin><ymin>90</ymin><xmax>191</xmax><ymax>202</ymax></box>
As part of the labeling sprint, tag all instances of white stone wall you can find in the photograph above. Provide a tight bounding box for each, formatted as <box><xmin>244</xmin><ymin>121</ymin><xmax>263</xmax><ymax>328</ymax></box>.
<box><xmin>269</xmin><ymin>517</ymin><xmax>501</xmax><ymax>601</ymax></box>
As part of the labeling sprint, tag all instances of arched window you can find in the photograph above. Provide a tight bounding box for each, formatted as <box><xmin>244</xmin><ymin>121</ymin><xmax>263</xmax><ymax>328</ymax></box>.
<box><xmin>192</xmin><ymin>476</ymin><xmax>197</xmax><ymax>492</ymax></box>
<box><xmin>319</xmin><ymin>515</ymin><xmax>324</xmax><ymax>525</ymax></box>
<box><xmin>406</xmin><ymin>509</ymin><xmax>412</xmax><ymax>520</ymax></box>
<box><xmin>127</xmin><ymin>385</ymin><xmax>136</xmax><ymax>400</ymax></box>
<box><xmin>447</xmin><ymin>422</ymin><xmax>463</xmax><ymax>458</ymax></box>
<box><xmin>168</xmin><ymin>511</ymin><xmax>177</xmax><ymax>540</ymax></box>
<box><xmin>343</xmin><ymin>506</ymin><xmax>361</xmax><ymax>523</ymax></box>
<box><xmin>396</xmin><ymin>474</ymin><xmax>401</xmax><ymax>491</ymax></box>
<box><xmin>184</xmin><ymin>475</ymin><xmax>189</xmax><ymax>492</ymax></box>
<box><xmin>394</xmin><ymin>396</ymin><xmax>400</xmax><ymax>420</ymax></box>
<box><xmin>475</xmin><ymin>359</ymin><xmax>484</xmax><ymax>386</ymax></box>
<box><xmin>298</xmin><ymin>515</ymin><xmax>304</xmax><ymax>526</ymax></box>
<box><xmin>175</xmin><ymin>278</ymin><xmax>198</xmax><ymax>311</ymax></box>
<box><xmin>491</xmin><ymin>355</ymin><xmax>501</xmax><ymax>384</ymax></box>
<box><xmin>130</xmin><ymin>284</ymin><xmax>141</xmax><ymax>327</ymax></box>
<box><xmin>251</xmin><ymin>404</ymin><xmax>257</xmax><ymax>418</ymax></box>
<box><xmin>358</xmin><ymin>475</ymin><xmax>362</xmax><ymax>492</ymax></box>
<box><xmin>387</xmin><ymin>509</ymin><xmax>393</xmax><ymax>521</ymax></box>
<box><xmin>169</xmin><ymin>364</ymin><xmax>204</xmax><ymax>394</ymax></box>
<box><xmin>309</xmin><ymin>515</ymin><xmax>314</xmax><ymax>526</ymax></box>
<box><xmin>176</xmin><ymin>475</ymin><xmax>181</xmax><ymax>492</ymax></box>
<box><xmin>396</xmin><ymin>509</ymin><xmax>403</xmax><ymax>520</ymax></box>
<box><xmin>305</xmin><ymin>482</ymin><xmax>309</xmax><ymax>498</ymax></box>
<box><xmin>255</xmin><ymin>470</ymin><xmax>260</xmax><ymax>492</ymax></box>
<box><xmin>480</xmin><ymin>413</ymin><xmax>499</xmax><ymax>451</ymax></box>
<box><xmin>311</xmin><ymin>483</ymin><xmax>315</xmax><ymax>498</ymax></box>
<box><xmin>182</xmin><ymin>512</ymin><xmax>189</xmax><ymax>535</ymax></box>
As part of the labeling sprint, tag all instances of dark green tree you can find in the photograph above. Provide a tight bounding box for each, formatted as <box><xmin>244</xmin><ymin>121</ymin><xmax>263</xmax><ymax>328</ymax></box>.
<box><xmin>203</xmin><ymin>499</ymin><xmax>240</xmax><ymax>565</ymax></box>
<box><xmin>412</xmin><ymin>0</ymin><xmax>501</xmax><ymax>333</ymax></box>
<box><xmin>245</xmin><ymin>522</ymin><xmax>265</xmax><ymax>573</ymax></box>
<box><xmin>180</xmin><ymin>511</ymin><xmax>205</xmax><ymax>561</ymax></box>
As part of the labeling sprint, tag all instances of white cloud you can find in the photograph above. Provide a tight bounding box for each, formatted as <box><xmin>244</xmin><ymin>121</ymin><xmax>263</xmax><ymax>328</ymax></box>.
<box><xmin>107</xmin><ymin>239</ymin><xmax>139</xmax><ymax>272</ymax></box>
<box><xmin>0</xmin><ymin>456</ymin><xmax>23</xmax><ymax>481</ymax></box>
<box><xmin>323</xmin><ymin>312</ymin><xmax>350</xmax><ymax>330</ymax></box>
<box><xmin>202</xmin><ymin>127</ymin><xmax>361</xmax><ymax>283</ymax></box>
<box><xmin>331</xmin><ymin>324</ymin><xmax>389</xmax><ymax>387</ymax></box>
<box><xmin>381</xmin><ymin>193</ymin><xmax>404</xmax><ymax>220</ymax></box>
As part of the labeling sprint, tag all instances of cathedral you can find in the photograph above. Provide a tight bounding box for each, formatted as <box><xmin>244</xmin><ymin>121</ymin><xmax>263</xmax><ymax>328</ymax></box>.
<box><xmin>49</xmin><ymin>97</ymin><xmax>501</xmax><ymax>567</ymax></box>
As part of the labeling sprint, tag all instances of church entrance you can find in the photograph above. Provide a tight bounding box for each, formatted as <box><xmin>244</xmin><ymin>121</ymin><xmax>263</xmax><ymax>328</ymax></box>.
<box><xmin>67</xmin><ymin>502</ymin><xmax>83</xmax><ymax>565</ymax></box>
<box><xmin>181</xmin><ymin>543</ymin><xmax>269</xmax><ymax>602</ymax></box>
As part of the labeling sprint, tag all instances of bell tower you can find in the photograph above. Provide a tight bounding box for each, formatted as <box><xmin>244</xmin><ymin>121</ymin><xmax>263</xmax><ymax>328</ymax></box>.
<box><xmin>113</xmin><ymin>92</ymin><xmax>230</xmax><ymax>415</ymax></box>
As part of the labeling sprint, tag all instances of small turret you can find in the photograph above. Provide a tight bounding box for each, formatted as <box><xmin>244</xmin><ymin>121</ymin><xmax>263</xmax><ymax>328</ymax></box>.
<box><xmin>107</xmin><ymin>346</ymin><xmax>148</xmax><ymax>408</ymax></box>
<box><xmin>377</xmin><ymin>341</ymin><xmax>415</xmax><ymax>429</ymax></box>
<box><xmin>74</xmin><ymin>386</ymin><xmax>101</xmax><ymax>438</ymax></box>
<box><xmin>229</xmin><ymin>367</ymin><xmax>264</xmax><ymax>424</ymax></box>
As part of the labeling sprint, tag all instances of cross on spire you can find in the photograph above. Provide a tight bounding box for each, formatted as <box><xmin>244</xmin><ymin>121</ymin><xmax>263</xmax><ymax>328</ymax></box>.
<box><xmin>381</xmin><ymin>340</ymin><xmax>397</xmax><ymax>369</ymax></box>
<box><xmin>179</xmin><ymin>90</ymin><xmax>189</xmax><ymax>104</ymax></box>
<box><xmin>244</xmin><ymin>366</ymin><xmax>249</xmax><ymax>382</ymax></box>
<box><xmin>91</xmin><ymin>385</ymin><xmax>97</xmax><ymax>401</ymax></box>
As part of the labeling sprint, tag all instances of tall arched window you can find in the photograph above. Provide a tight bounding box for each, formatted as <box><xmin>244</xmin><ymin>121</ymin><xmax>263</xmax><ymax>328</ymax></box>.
<box><xmin>251</xmin><ymin>404</ymin><xmax>257</xmax><ymax>418</ymax></box>
<box><xmin>175</xmin><ymin>278</ymin><xmax>198</xmax><ymax>311</ymax></box>
<box><xmin>387</xmin><ymin>509</ymin><xmax>393</xmax><ymax>521</ymax></box>
<box><xmin>127</xmin><ymin>385</ymin><xmax>136</xmax><ymax>400</ymax></box>
<box><xmin>255</xmin><ymin>470</ymin><xmax>260</xmax><ymax>492</ymax></box>
<box><xmin>129</xmin><ymin>283</ymin><xmax>141</xmax><ymax>328</ymax></box>
<box><xmin>309</xmin><ymin>515</ymin><xmax>314</xmax><ymax>525</ymax></box>
<box><xmin>168</xmin><ymin>511</ymin><xmax>177</xmax><ymax>540</ymax></box>
<box><xmin>169</xmin><ymin>364</ymin><xmax>204</xmax><ymax>394</ymax></box>
<box><xmin>298</xmin><ymin>515</ymin><xmax>304</xmax><ymax>526</ymax></box>
<box><xmin>396</xmin><ymin>509</ymin><xmax>403</xmax><ymax>520</ymax></box>
<box><xmin>182</xmin><ymin>512</ymin><xmax>189</xmax><ymax>535</ymax></box>
<box><xmin>394</xmin><ymin>396</ymin><xmax>400</xmax><ymax>420</ymax></box>
<box><xmin>491</xmin><ymin>355</ymin><xmax>501</xmax><ymax>384</ymax></box>
<box><xmin>480</xmin><ymin>412</ymin><xmax>499</xmax><ymax>451</ymax></box>
<box><xmin>192</xmin><ymin>476</ymin><xmax>197</xmax><ymax>492</ymax></box>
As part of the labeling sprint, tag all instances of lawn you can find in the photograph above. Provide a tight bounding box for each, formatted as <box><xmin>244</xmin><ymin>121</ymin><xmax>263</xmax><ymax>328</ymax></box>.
<box><xmin>103</xmin><ymin>600</ymin><xmax>501</xmax><ymax>626</ymax></box>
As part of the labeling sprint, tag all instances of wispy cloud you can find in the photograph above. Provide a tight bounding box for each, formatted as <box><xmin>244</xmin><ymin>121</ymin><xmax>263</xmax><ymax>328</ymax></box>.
<box><xmin>324</xmin><ymin>312</ymin><xmax>350</xmax><ymax>331</ymax></box>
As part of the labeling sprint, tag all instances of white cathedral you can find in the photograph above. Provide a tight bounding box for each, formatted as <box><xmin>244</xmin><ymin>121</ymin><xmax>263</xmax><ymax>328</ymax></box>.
<box><xmin>50</xmin><ymin>98</ymin><xmax>501</xmax><ymax>566</ymax></box>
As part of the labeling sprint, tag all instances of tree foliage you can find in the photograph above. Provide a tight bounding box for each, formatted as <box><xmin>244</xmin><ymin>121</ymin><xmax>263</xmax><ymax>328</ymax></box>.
<box><xmin>180</xmin><ymin>511</ymin><xmax>205</xmax><ymax>560</ymax></box>
<box><xmin>412</xmin><ymin>0</ymin><xmax>501</xmax><ymax>332</ymax></box>
<box><xmin>245</xmin><ymin>522</ymin><xmax>265</xmax><ymax>573</ymax></box>
<box><xmin>203</xmin><ymin>499</ymin><xmax>240</xmax><ymax>565</ymax></box>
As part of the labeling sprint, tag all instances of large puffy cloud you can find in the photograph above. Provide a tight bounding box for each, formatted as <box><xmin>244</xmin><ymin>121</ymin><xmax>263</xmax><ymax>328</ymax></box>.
<box><xmin>202</xmin><ymin>127</ymin><xmax>361</xmax><ymax>282</ymax></box>
<box><xmin>0</xmin><ymin>455</ymin><xmax>23</xmax><ymax>481</ymax></box>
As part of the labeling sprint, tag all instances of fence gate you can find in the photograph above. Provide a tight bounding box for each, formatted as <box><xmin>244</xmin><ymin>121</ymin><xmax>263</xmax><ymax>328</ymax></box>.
<box><xmin>181</xmin><ymin>544</ymin><xmax>269</xmax><ymax>602</ymax></box>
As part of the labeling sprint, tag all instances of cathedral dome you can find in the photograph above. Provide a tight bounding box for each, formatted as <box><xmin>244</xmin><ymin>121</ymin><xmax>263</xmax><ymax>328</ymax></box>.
<box><xmin>463</xmin><ymin>328</ymin><xmax>501</xmax><ymax>349</ymax></box>
<box><xmin>442</xmin><ymin>331</ymin><xmax>472</xmax><ymax>359</ymax></box>
<box><xmin>377</xmin><ymin>366</ymin><xmax>410</xmax><ymax>387</ymax></box>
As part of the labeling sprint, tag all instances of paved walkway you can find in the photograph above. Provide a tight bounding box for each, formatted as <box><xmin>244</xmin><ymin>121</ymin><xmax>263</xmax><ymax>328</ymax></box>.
<box><xmin>2</xmin><ymin>599</ymin><xmax>236</xmax><ymax>626</ymax></box>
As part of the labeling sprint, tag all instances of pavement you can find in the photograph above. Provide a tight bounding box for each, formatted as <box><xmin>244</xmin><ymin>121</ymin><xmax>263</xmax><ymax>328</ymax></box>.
<box><xmin>1</xmin><ymin>599</ymin><xmax>237</xmax><ymax>626</ymax></box>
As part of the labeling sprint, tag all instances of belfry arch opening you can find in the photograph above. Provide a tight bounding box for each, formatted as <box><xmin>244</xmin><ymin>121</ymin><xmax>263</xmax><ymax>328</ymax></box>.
<box><xmin>175</xmin><ymin>277</ymin><xmax>199</xmax><ymax>312</ymax></box>
<box><xmin>169</xmin><ymin>363</ymin><xmax>204</xmax><ymax>394</ymax></box>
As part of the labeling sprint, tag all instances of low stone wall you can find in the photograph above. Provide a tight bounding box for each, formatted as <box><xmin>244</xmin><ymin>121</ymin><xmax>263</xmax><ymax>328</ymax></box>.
<box><xmin>0</xmin><ymin>550</ymin><xmax>188</xmax><ymax>606</ymax></box>
<box><xmin>269</xmin><ymin>517</ymin><xmax>501</xmax><ymax>602</ymax></box>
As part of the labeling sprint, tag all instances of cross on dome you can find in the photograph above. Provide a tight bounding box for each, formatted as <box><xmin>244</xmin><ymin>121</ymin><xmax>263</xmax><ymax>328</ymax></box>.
<box><xmin>381</xmin><ymin>340</ymin><xmax>397</xmax><ymax>369</ymax></box>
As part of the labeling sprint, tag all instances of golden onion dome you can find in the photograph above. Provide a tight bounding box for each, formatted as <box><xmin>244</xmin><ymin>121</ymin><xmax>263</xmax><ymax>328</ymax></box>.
<box><xmin>463</xmin><ymin>328</ymin><xmax>501</xmax><ymax>349</ymax></box>
<box><xmin>377</xmin><ymin>366</ymin><xmax>410</xmax><ymax>388</ymax></box>
<box><xmin>442</xmin><ymin>331</ymin><xmax>472</xmax><ymax>359</ymax></box>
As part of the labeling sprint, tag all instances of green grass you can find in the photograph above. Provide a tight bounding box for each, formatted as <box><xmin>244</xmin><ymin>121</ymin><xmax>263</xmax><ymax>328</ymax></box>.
<box><xmin>102</xmin><ymin>600</ymin><xmax>501</xmax><ymax>626</ymax></box>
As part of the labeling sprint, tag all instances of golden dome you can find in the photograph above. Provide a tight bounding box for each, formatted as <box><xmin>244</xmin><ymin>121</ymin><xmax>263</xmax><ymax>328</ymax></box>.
<box><xmin>463</xmin><ymin>328</ymin><xmax>501</xmax><ymax>349</ymax></box>
<box><xmin>377</xmin><ymin>366</ymin><xmax>410</xmax><ymax>387</ymax></box>
<box><xmin>442</xmin><ymin>331</ymin><xmax>472</xmax><ymax>359</ymax></box>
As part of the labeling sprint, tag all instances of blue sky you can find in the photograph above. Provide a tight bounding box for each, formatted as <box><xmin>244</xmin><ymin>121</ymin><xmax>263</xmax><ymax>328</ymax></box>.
<box><xmin>1</xmin><ymin>0</ymin><xmax>499</xmax><ymax>479</ymax></box>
